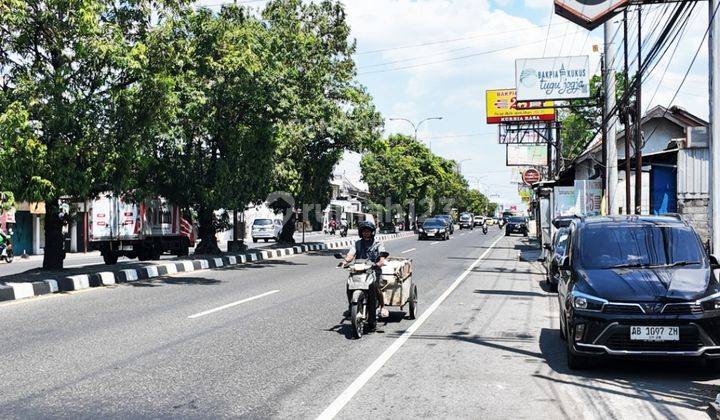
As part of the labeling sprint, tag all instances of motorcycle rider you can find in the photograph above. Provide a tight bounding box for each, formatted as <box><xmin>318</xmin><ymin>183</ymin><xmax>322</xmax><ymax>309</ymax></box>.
<box><xmin>329</xmin><ymin>217</ymin><xmax>337</xmax><ymax>235</ymax></box>
<box><xmin>338</xmin><ymin>220</ymin><xmax>389</xmax><ymax>318</ymax></box>
<box><xmin>0</xmin><ymin>229</ymin><xmax>9</xmax><ymax>256</ymax></box>
<box><xmin>339</xmin><ymin>217</ymin><xmax>348</xmax><ymax>236</ymax></box>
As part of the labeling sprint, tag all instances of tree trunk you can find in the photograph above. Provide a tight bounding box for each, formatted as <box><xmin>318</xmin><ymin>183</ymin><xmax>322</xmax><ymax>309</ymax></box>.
<box><xmin>194</xmin><ymin>206</ymin><xmax>221</xmax><ymax>255</ymax></box>
<box><xmin>42</xmin><ymin>199</ymin><xmax>65</xmax><ymax>270</ymax></box>
<box><xmin>278</xmin><ymin>212</ymin><xmax>296</xmax><ymax>244</ymax></box>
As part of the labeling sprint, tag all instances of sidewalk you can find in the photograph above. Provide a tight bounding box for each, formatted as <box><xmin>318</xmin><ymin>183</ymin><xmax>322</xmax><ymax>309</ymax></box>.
<box><xmin>0</xmin><ymin>231</ymin><xmax>415</xmax><ymax>303</ymax></box>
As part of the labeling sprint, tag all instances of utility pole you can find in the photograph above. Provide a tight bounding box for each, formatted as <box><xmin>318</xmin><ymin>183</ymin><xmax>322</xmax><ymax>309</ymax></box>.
<box><xmin>623</xmin><ymin>9</ymin><xmax>632</xmax><ymax>215</ymax></box>
<box><xmin>604</xmin><ymin>19</ymin><xmax>619</xmax><ymax>215</ymax></box>
<box><xmin>634</xmin><ymin>7</ymin><xmax>643</xmax><ymax>215</ymax></box>
<box><xmin>710</xmin><ymin>0</ymin><xmax>720</xmax><ymax>252</ymax></box>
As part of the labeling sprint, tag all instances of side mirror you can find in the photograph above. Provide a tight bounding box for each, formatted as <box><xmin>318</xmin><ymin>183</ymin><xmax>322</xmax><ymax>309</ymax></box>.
<box><xmin>333</xmin><ymin>253</ymin><xmax>344</xmax><ymax>259</ymax></box>
<box><xmin>559</xmin><ymin>256</ymin><xmax>571</xmax><ymax>271</ymax></box>
<box><xmin>710</xmin><ymin>254</ymin><xmax>720</xmax><ymax>269</ymax></box>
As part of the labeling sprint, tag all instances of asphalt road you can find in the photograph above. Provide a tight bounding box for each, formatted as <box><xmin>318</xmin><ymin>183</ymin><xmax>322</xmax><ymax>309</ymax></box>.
<box><xmin>1</xmin><ymin>228</ymin><xmax>717</xmax><ymax>419</ymax></box>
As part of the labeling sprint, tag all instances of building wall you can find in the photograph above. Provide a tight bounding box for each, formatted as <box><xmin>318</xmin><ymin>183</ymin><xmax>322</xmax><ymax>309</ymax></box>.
<box><xmin>616</xmin><ymin>119</ymin><xmax>685</xmax><ymax>160</ymax></box>
<box><xmin>677</xmin><ymin>147</ymin><xmax>710</xmax><ymax>199</ymax></box>
<box><xmin>679</xmin><ymin>198</ymin><xmax>710</xmax><ymax>245</ymax></box>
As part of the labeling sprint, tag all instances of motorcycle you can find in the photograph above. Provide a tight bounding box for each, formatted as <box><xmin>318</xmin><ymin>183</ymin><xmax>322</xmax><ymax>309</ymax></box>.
<box><xmin>0</xmin><ymin>238</ymin><xmax>13</xmax><ymax>263</ymax></box>
<box><xmin>482</xmin><ymin>225</ymin><xmax>488</xmax><ymax>235</ymax></box>
<box><xmin>336</xmin><ymin>254</ymin><xmax>378</xmax><ymax>338</ymax></box>
<box><xmin>339</xmin><ymin>225</ymin><xmax>348</xmax><ymax>237</ymax></box>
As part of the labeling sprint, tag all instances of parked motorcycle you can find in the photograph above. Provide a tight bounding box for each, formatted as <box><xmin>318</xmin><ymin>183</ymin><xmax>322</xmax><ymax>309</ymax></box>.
<box><xmin>0</xmin><ymin>238</ymin><xmax>14</xmax><ymax>263</ymax></box>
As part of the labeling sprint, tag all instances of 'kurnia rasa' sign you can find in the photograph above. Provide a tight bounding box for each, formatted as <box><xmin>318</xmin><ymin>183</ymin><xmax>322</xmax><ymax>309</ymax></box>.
<box><xmin>555</xmin><ymin>0</ymin><xmax>628</xmax><ymax>30</ymax></box>
<box><xmin>516</xmin><ymin>56</ymin><xmax>590</xmax><ymax>101</ymax></box>
<box><xmin>486</xmin><ymin>89</ymin><xmax>555</xmax><ymax>124</ymax></box>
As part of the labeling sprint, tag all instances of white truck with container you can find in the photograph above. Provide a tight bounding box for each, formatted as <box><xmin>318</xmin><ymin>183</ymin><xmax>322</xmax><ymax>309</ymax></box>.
<box><xmin>89</xmin><ymin>194</ymin><xmax>195</xmax><ymax>264</ymax></box>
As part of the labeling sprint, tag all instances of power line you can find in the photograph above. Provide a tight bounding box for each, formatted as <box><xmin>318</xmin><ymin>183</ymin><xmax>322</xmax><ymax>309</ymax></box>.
<box><xmin>543</xmin><ymin>6</ymin><xmax>555</xmax><ymax>57</ymax></box>
<box><xmin>357</xmin><ymin>22</ymin><xmax>568</xmax><ymax>56</ymax></box>
<box><xmin>643</xmin><ymin>3</ymin><xmax>697</xmax><ymax>111</ymax></box>
<box><xmin>641</xmin><ymin>0</ymin><xmax>717</xmax><ymax>144</ymax></box>
<box><xmin>359</xmin><ymin>30</ymin><xmax>582</xmax><ymax>75</ymax></box>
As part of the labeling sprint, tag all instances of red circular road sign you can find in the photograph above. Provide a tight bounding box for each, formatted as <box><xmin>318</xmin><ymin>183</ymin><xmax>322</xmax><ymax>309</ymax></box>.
<box><xmin>522</xmin><ymin>168</ymin><xmax>542</xmax><ymax>185</ymax></box>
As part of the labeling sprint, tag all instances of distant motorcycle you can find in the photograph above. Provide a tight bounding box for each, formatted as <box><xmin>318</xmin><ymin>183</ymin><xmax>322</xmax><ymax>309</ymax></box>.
<box><xmin>482</xmin><ymin>225</ymin><xmax>488</xmax><ymax>235</ymax></box>
<box><xmin>0</xmin><ymin>238</ymin><xmax>14</xmax><ymax>263</ymax></box>
<box><xmin>339</xmin><ymin>225</ymin><xmax>348</xmax><ymax>237</ymax></box>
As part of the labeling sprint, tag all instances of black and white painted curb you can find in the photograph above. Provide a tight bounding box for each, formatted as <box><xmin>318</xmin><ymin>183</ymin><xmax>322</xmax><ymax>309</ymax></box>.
<box><xmin>0</xmin><ymin>232</ymin><xmax>415</xmax><ymax>303</ymax></box>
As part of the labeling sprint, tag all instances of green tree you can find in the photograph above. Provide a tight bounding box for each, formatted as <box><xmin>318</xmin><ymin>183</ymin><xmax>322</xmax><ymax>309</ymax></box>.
<box><xmin>137</xmin><ymin>5</ymin><xmax>280</xmax><ymax>254</ymax></box>
<box><xmin>0</xmin><ymin>0</ymin><xmax>156</xmax><ymax>268</ymax></box>
<box><xmin>560</xmin><ymin>73</ymin><xmax>627</xmax><ymax>161</ymax></box>
<box><xmin>262</xmin><ymin>0</ymin><xmax>383</xmax><ymax>243</ymax></box>
<box><xmin>361</xmin><ymin>134</ymin><xmax>467</xmax><ymax>226</ymax></box>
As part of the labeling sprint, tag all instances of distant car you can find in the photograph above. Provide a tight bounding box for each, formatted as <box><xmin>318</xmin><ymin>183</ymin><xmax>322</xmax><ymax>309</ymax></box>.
<box><xmin>539</xmin><ymin>227</ymin><xmax>570</xmax><ymax>292</ymax></box>
<box><xmin>435</xmin><ymin>214</ymin><xmax>455</xmax><ymax>234</ymax></box>
<box><xmin>505</xmin><ymin>216</ymin><xmax>528</xmax><ymax>236</ymax></box>
<box><xmin>251</xmin><ymin>218</ymin><xmax>282</xmax><ymax>243</ymax></box>
<box><xmin>458</xmin><ymin>212</ymin><xmax>474</xmax><ymax>230</ymax></box>
<box><xmin>379</xmin><ymin>222</ymin><xmax>397</xmax><ymax>234</ymax></box>
<box><xmin>558</xmin><ymin>215</ymin><xmax>720</xmax><ymax>371</ymax></box>
<box><xmin>485</xmin><ymin>218</ymin><xmax>495</xmax><ymax>226</ymax></box>
<box><xmin>418</xmin><ymin>218</ymin><xmax>450</xmax><ymax>241</ymax></box>
<box><xmin>473</xmin><ymin>216</ymin><xmax>484</xmax><ymax>227</ymax></box>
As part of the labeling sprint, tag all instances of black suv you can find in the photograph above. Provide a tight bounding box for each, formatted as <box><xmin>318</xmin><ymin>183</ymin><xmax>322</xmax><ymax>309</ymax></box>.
<box><xmin>505</xmin><ymin>216</ymin><xmax>528</xmax><ymax>236</ymax></box>
<box><xmin>558</xmin><ymin>215</ymin><xmax>720</xmax><ymax>370</ymax></box>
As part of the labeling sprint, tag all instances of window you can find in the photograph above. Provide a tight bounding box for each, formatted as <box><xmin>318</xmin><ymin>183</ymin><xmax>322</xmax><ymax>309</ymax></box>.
<box><xmin>579</xmin><ymin>224</ymin><xmax>705</xmax><ymax>269</ymax></box>
<box><xmin>253</xmin><ymin>219</ymin><xmax>273</xmax><ymax>226</ymax></box>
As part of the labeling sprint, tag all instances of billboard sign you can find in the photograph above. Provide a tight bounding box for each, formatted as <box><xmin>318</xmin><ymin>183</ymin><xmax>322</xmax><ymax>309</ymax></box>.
<box><xmin>516</xmin><ymin>56</ymin><xmax>591</xmax><ymax>101</ymax></box>
<box><xmin>486</xmin><ymin>89</ymin><xmax>555</xmax><ymax>124</ymax></box>
<box><xmin>554</xmin><ymin>187</ymin><xmax>576</xmax><ymax>218</ymax></box>
<box><xmin>506</xmin><ymin>144</ymin><xmax>548</xmax><ymax>166</ymax></box>
<box><xmin>555</xmin><ymin>0</ymin><xmax>628</xmax><ymax>30</ymax></box>
<box><xmin>575</xmin><ymin>180</ymin><xmax>603</xmax><ymax>216</ymax></box>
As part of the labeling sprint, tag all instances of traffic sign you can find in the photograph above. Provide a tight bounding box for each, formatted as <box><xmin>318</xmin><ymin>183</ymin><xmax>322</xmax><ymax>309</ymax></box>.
<box><xmin>554</xmin><ymin>0</ymin><xmax>628</xmax><ymax>30</ymax></box>
<box><xmin>522</xmin><ymin>168</ymin><xmax>542</xmax><ymax>185</ymax></box>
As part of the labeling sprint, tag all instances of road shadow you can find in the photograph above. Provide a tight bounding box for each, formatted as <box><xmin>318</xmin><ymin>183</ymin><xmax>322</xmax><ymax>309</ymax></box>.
<box><xmin>126</xmin><ymin>276</ymin><xmax>222</xmax><ymax>287</ymax></box>
<box><xmin>384</xmin><ymin>327</ymin><xmax>717</xmax><ymax>413</ymax></box>
<box><xmin>327</xmin><ymin>309</ymin><xmax>409</xmax><ymax>340</ymax></box>
<box><xmin>471</xmin><ymin>267</ymin><xmax>541</xmax><ymax>276</ymax></box>
<box><xmin>473</xmin><ymin>289</ymin><xmax>551</xmax><ymax>298</ymax></box>
<box><xmin>538</xmin><ymin>280</ymin><xmax>558</xmax><ymax>293</ymax></box>
<box><xmin>536</xmin><ymin>328</ymin><xmax>718</xmax><ymax>413</ymax></box>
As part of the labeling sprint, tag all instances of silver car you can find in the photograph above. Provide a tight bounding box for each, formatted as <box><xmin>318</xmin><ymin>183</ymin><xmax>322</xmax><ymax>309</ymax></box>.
<box><xmin>251</xmin><ymin>218</ymin><xmax>282</xmax><ymax>243</ymax></box>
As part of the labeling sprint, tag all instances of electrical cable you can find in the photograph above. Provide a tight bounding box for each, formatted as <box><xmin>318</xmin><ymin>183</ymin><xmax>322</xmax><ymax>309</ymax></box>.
<box><xmin>359</xmin><ymin>22</ymin><xmax>568</xmax><ymax>56</ymax></box>
<box><xmin>358</xmin><ymin>30</ymin><xmax>583</xmax><ymax>75</ymax></box>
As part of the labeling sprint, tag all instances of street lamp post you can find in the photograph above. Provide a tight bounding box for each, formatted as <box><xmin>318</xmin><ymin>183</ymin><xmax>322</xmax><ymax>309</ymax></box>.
<box><xmin>388</xmin><ymin>116</ymin><xmax>443</xmax><ymax>151</ymax></box>
<box><xmin>456</xmin><ymin>158</ymin><xmax>471</xmax><ymax>175</ymax></box>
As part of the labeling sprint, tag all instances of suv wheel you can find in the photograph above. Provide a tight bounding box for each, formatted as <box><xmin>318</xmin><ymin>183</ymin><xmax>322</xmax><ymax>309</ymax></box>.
<box><xmin>566</xmin><ymin>338</ymin><xmax>589</xmax><ymax>370</ymax></box>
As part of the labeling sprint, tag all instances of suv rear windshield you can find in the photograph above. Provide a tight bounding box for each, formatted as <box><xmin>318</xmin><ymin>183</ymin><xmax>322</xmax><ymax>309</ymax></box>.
<box><xmin>579</xmin><ymin>224</ymin><xmax>705</xmax><ymax>269</ymax></box>
<box><xmin>253</xmin><ymin>219</ymin><xmax>273</xmax><ymax>226</ymax></box>
<box><xmin>509</xmin><ymin>217</ymin><xmax>525</xmax><ymax>223</ymax></box>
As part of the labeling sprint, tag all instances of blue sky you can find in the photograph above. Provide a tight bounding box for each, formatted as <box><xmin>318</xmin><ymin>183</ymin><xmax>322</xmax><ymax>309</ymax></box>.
<box><xmin>201</xmin><ymin>0</ymin><xmax>710</xmax><ymax>209</ymax></box>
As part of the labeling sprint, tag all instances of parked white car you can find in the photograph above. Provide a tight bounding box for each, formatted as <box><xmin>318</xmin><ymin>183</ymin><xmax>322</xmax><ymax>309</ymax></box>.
<box><xmin>251</xmin><ymin>218</ymin><xmax>283</xmax><ymax>243</ymax></box>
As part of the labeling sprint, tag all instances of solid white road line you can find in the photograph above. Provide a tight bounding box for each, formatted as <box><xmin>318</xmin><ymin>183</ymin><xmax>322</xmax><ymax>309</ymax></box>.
<box><xmin>316</xmin><ymin>234</ymin><xmax>506</xmax><ymax>420</ymax></box>
<box><xmin>460</xmin><ymin>233</ymin><xmax>465</xmax><ymax>236</ymax></box>
<box><xmin>400</xmin><ymin>248</ymin><xmax>416</xmax><ymax>254</ymax></box>
<box><xmin>430</xmin><ymin>241</ymin><xmax>439</xmax><ymax>245</ymax></box>
<box><xmin>188</xmin><ymin>290</ymin><xmax>279</xmax><ymax>319</ymax></box>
